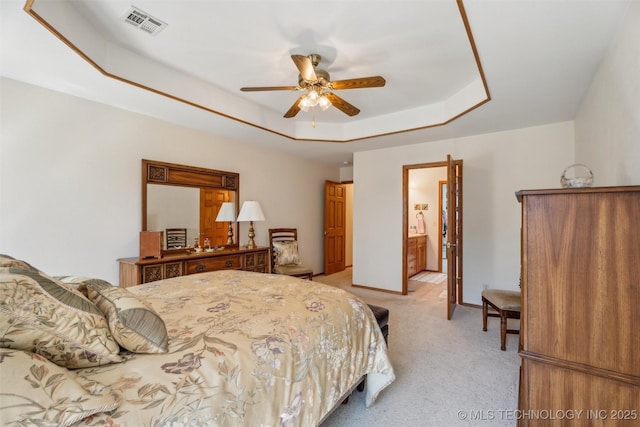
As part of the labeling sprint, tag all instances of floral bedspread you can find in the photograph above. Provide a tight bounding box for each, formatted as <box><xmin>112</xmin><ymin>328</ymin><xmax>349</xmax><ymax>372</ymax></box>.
<box><xmin>73</xmin><ymin>270</ymin><xmax>394</xmax><ymax>426</ymax></box>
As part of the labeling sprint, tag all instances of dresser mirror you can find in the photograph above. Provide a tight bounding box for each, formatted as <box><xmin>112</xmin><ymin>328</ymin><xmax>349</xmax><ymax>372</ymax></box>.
<box><xmin>142</xmin><ymin>159</ymin><xmax>239</xmax><ymax>252</ymax></box>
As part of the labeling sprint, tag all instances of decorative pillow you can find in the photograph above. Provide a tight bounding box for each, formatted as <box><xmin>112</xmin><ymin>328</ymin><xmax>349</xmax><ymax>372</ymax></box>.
<box><xmin>55</xmin><ymin>275</ymin><xmax>113</xmax><ymax>298</ymax></box>
<box><xmin>86</xmin><ymin>281</ymin><xmax>169</xmax><ymax>353</ymax></box>
<box><xmin>0</xmin><ymin>267</ymin><xmax>122</xmax><ymax>368</ymax></box>
<box><xmin>0</xmin><ymin>254</ymin><xmax>39</xmax><ymax>271</ymax></box>
<box><xmin>0</xmin><ymin>349</ymin><xmax>122</xmax><ymax>427</ymax></box>
<box><xmin>272</xmin><ymin>240</ymin><xmax>302</xmax><ymax>266</ymax></box>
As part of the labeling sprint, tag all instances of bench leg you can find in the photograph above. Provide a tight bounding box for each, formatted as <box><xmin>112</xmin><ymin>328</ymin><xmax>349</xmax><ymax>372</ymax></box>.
<box><xmin>482</xmin><ymin>298</ymin><xmax>488</xmax><ymax>331</ymax></box>
<box><xmin>500</xmin><ymin>312</ymin><xmax>507</xmax><ymax>351</ymax></box>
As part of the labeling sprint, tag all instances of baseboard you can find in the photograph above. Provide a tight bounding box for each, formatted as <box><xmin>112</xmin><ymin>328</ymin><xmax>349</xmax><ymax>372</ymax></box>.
<box><xmin>351</xmin><ymin>283</ymin><xmax>403</xmax><ymax>295</ymax></box>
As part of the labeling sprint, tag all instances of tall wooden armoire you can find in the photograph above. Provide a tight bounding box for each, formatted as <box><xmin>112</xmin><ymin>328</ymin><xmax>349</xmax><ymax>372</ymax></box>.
<box><xmin>516</xmin><ymin>186</ymin><xmax>640</xmax><ymax>426</ymax></box>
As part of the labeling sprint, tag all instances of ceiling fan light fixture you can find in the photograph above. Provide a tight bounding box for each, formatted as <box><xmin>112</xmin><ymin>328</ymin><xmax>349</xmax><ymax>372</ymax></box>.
<box><xmin>307</xmin><ymin>90</ymin><xmax>319</xmax><ymax>104</ymax></box>
<box><xmin>299</xmin><ymin>102</ymin><xmax>311</xmax><ymax>112</ymax></box>
<box><xmin>243</xmin><ymin>53</ymin><xmax>384</xmax><ymax>119</ymax></box>
<box><xmin>318</xmin><ymin>95</ymin><xmax>331</xmax><ymax>111</ymax></box>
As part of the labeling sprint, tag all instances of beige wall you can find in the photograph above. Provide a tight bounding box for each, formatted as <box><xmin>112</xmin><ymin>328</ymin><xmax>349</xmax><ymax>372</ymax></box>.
<box><xmin>575</xmin><ymin>0</ymin><xmax>640</xmax><ymax>185</ymax></box>
<box><xmin>345</xmin><ymin>183</ymin><xmax>353</xmax><ymax>267</ymax></box>
<box><xmin>0</xmin><ymin>78</ymin><xmax>339</xmax><ymax>284</ymax></box>
<box><xmin>352</xmin><ymin>0</ymin><xmax>640</xmax><ymax>305</ymax></box>
<box><xmin>353</xmin><ymin>122</ymin><xmax>575</xmax><ymax>303</ymax></box>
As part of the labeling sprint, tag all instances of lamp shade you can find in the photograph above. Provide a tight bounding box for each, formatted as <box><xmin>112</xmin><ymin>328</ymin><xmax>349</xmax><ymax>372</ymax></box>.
<box><xmin>236</xmin><ymin>201</ymin><xmax>265</xmax><ymax>222</ymax></box>
<box><xmin>215</xmin><ymin>202</ymin><xmax>236</xmax><ymax>222</ymax></box>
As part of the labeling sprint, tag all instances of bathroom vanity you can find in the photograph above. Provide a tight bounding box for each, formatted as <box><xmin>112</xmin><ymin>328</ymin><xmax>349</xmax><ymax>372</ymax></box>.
<box><xmin>407</xmin><ymin>234</ymin><xmax>427</xmax><ymax>277</ymax></box>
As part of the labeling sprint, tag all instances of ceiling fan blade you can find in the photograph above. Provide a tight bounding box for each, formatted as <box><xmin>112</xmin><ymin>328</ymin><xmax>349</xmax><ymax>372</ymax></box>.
<box><xmin>284</xmin><ymin>95</ymin><xmax>305</xmax><ymax>118</ymax></box>
<box><xmin>330</xmin><ymin>76</ymin><xmax>386</xmax><ymax>90</ymax></box>
<box><xmin>325</xmin><ymin>93</ymin><xmax>360</xmax><ymax>116</ymax></box>
<box><xmin>240</xmin><ymin>86</ymin><xmax>299</xmax><ymax>92</ymax></box>
<box><xmin>291</xmin><ymin>55</ymin><xmax>317</xmax><ymax>82</ymax></box>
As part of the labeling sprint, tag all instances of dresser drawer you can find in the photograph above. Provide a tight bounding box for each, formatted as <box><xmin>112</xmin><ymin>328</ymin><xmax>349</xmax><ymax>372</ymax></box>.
<box><xmin>141</xmin><ymin>264</ymin><xmax>163</xmax><ymax>283</ymax></box>
<box><xmin>186</xmin><ymin>254</ymin><xmax>243</xmax><ymax>274</ymax></box>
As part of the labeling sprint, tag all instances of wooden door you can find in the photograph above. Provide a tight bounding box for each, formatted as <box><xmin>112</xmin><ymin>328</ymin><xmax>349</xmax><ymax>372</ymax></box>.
<box><xmin>324</xmin><ymin>180</ymin><xmax>346</xmax><ymax>275</ymax></box>
<box><xmin>446</xmin><ymin>155</ymin><xmax>463</xmax><ymax>320</ymax></box>
<box><xmin>200</xmin><ymin>189</ymin><xmax>232</xmax><ymax>247</ymax></box>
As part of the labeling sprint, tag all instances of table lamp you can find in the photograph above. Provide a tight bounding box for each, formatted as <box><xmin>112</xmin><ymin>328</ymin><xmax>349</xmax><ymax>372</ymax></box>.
<box><xmin>215</xmin><ymin>202</ymin><xmax>236</xmax><ymax>245</ymax></box>
<box><xmin>236</xmin><ymin>201</ymin><xmax>265</xmax><ymax>249</ymax></box>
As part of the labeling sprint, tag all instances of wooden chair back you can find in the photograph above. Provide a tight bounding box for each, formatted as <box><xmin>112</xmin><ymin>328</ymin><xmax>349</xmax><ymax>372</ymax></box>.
<box><xmin>166</xmin><ymin>228</ymin><xmax>187</xmax><ymax>249</ymax></box>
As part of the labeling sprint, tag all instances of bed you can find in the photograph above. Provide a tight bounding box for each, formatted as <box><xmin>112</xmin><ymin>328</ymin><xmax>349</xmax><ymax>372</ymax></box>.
<box><xmin>0</xmin><ymin>255</ymin><xmax>394</xmax><ymax>427</ymax></box>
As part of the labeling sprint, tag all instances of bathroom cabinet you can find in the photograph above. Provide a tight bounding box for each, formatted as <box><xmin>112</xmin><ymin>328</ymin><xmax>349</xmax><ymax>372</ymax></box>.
<box><xmin>407</xmin><ymin>235</ymin><xmax>427</xmax><ymax>277</ymax></box>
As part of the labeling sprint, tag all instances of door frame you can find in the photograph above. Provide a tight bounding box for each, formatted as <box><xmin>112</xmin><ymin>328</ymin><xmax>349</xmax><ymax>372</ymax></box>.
<box><xmin>402</xmin><ymin>160</ymin><xmax>463</xmax><ymax>306</ymax></box>
<box><xmin>446</xmin><ymin>154</ymin><xmax>463</xmax><ymax>319</ymax></box>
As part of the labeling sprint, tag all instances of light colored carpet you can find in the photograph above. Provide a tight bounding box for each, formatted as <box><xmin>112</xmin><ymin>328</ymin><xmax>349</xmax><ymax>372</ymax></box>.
<box><xmin>317</xmin><ymin>269</ymin><xmax>520</xmax><ymax>427</ymax></box>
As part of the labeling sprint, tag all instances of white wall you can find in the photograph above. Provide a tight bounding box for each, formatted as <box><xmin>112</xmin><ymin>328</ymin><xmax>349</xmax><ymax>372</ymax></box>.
<box><xmin>353</xmin><ymin>122</ymin><xmax>574</xmax><ymax>304</ymax></box>
<box><xmin>345</xmin><ymin>183</ymin><xmax>353</xmax><ymax>267</ymax></box>
<box><xmin>575</xmin><ymin>0</ymin><xmax>640</xmax><ymax>185</ymax></box>
<box><xmin>0</xmin><ymin>78</ymin><xmax>339</xmax><ymax>284</ymax></box>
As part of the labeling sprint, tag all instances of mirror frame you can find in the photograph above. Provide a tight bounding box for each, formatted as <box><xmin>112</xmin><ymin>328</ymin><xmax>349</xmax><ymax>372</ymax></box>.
<box><xmin>142</xmin><ymin>159</ymin><xmax>240</xmax><ymax>252</ymax></box>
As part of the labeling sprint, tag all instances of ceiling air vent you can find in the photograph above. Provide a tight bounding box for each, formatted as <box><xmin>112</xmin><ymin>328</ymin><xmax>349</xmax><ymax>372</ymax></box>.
<box><xmin>122</xmin><ymin>6</ymin><xmax>167</xmax><ymax>36</ymax></box>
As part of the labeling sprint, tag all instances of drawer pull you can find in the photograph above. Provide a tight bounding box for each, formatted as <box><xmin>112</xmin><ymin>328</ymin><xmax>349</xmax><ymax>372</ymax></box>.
<box><xmin>196</xmin><ymin>264</ymin><xmax>205</xmax><ymax>272</ymax></box>
<box><xmin>225</xmin><ymin>260</ymin><xmax>234</xmax><ymax>267</ymax></box>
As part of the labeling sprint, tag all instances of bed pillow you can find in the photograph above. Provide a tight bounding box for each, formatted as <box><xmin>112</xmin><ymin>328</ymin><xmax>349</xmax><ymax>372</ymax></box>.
<box><xmin>0</xmin><ymin>267</ymin><xmax>122</xmax><ymax>368</ymax></box>
<box><xmin>86</xmin><ymin>281</ymin><xmax>169</xmax><ymax>353</ymax></box>
<box><xmin>0</xmin><ymin>349</ymin><xmax>122</xmax><ymax>427</ymax></box>
<box><xmin>56</xmin><ymin>275</ymin><xmax>113</xmax><ymax>298</ymax></box>
<box><xmin>0</xmin><ymin>254</ymin><xmax>39</xmax><ymax>271</ymax></box>
<box><xmin>272</xmin><ymin>240</ymin><xmax>302</xmax><ymax>266</ymax></box>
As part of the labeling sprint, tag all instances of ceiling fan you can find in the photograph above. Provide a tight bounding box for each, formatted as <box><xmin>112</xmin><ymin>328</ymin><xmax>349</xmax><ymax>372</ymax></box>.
<box><xmin>240</xmin><ymin>54</ymin><xmax>386</xmax><ymax>118</ymax></box>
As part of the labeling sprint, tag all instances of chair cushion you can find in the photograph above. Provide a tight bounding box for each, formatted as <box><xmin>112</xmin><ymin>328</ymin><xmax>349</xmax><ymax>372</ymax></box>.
<box><xmin>272</xmin><ymin>240</ymin><xmax>302</xmax><ymax>266</ymax></box>
<box><xmin>482</xmin><ymin>289</ymin><xmax>521</xmax><ymax>311</ymax></box>
<box><xmin>274</xmin><ymin>263</ymin><xmax>313</xmax><ymax>277</ymax></box>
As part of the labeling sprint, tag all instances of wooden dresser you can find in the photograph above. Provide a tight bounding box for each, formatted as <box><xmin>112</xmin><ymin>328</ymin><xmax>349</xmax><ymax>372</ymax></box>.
<box><xmin>118</xmin><ymin>246</ymin><xmax>269</xmax><ymax>288</ymax></box>
<box><xmin>407</xmin><ymin>235</ymin><xmax>427</xmax><ymax>277</ymax></box>
<box><xmin>516</xmin><ymin>186</ymin><xmax>640</xmax><ymax>426</ymax></box>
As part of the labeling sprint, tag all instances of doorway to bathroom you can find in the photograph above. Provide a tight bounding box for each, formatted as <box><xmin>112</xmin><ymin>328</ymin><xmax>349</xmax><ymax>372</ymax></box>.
<box><xmin>403</xmin><ymin>155</ymin><xmax>463</xmax><ymax>319</ymax></box>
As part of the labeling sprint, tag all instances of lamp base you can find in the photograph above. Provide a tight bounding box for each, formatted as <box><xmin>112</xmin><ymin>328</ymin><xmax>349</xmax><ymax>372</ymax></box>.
<box><xmin>226</xmin><ymin>224</ymin><xmax>234</xmax><ymax>246</ymax></box>
<box><xmin>246</xmin><ymin>221</ymin><xmax>256</xmax><ymax>249</ymax></box>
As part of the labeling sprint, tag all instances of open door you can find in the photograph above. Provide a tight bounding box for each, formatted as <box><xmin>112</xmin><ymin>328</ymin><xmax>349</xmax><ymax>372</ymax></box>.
<box><xmin>324</xmin><ymin>180</ymin><xmax>346</xmax><ymax>275</ymax></box>
<box><xmin>446</xmin><ymin>155</ymin><xmax>463</xmax><ymax>320</ymax></box>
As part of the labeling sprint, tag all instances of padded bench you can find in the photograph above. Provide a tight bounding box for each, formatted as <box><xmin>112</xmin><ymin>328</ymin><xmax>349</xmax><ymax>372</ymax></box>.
<box><xmin>482</xmin><ymin>289</ymin><xmax>521</xmax><ymax>351</ymax></box>
<box><xmin>356</xmin><ymin>304</ymin><xmax>389</xmax><ymax>393</ymax></box>
<box><xmin>367</xmin><ymin>303</ymin><xmax>389</xmax><ymax>344</ymax></box>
